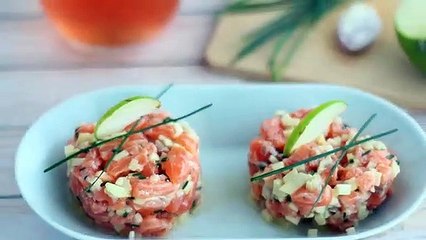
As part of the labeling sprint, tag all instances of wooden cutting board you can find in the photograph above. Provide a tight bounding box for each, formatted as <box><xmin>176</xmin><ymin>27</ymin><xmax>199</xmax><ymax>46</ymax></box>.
<box><xmin>205</xmin><ymin>0</ymin><xmax>426</xmax><ymax>109</ymax></box>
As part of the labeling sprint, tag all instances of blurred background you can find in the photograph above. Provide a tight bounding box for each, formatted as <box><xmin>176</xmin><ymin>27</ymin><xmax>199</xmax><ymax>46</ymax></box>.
<box><xmin>1</xmin><ymin>0</ymin><xmax>424</xmax><ymax>109</ymax></box>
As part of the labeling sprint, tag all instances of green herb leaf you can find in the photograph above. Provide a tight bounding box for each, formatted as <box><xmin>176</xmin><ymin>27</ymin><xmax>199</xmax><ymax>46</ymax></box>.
<box><xmin>362</xmin><ymin>149</ymin><xmax>371</xmax><ymax>156</ymax></box>
<box><xmin>269</xmin><ymin>23</ymin><xmax>310</xmax><ymax>81</ymax></box>
<box><xmin>132</xmin><ymin>172</ymin><xmax>146</xmax><ymax>179</ymax></box>
<box><xmin>182</xmin><ymin>181</ymin><xmax>189</xmax><ymax>189</ymax></box>
<box><xmin>386</xmin><ymin>154</ymin><xmax>395</xmax><ymax>160</ymax></box>
<box><xmin>269</xmin><ymin>31</ymin><xmax>294</xmax><ymax>81</ymax></box>
<box><xmin>155</xmin><ymin>83</ymin><xmax>174</xmax><ymax>99</ymax></box>
<box><xmin>231</xmin><ymin>7</ymin><xmax>312</xmax><ymax>65</ymax></box>
<box><xmin>223</xmin><ymin>0</ymin><xmax>293</xmax><ymax>13</ymax></box>
<box><xmin>227</xmin><ymin>0</ymin><xmax>346</xmax><ymax>79</ymax></box>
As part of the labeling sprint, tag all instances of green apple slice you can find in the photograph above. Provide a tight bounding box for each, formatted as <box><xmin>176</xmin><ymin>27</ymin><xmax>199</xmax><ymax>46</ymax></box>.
<box><xmin>284</xmin><ymin>100</ymin><xmax>347</xmax><ymax>156</ymax></box>
<box><xmin>95</xmin><ymin>96</ymin><xmax>161</xmax><ymax>139</ymax></box>
<box><xmin>395</xmin><ymin>0</ymin><xmax>426</xmax><ymax>73</ymax></box>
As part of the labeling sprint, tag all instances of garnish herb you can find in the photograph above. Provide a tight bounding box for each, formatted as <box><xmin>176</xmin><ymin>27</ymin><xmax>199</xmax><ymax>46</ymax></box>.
<box><xmin>223</xmin><ymin>0</ymin><xmax>293</xmax><ymax>13</ymax></box>
<box><xmin>76</xmin><ymin>196</ymin><xmax>82</xmax><ymax>206</ymax></box>
<box><xmin>182</xmin><ymin>181</ymin><xmax>189</xmax><ymax>190</ymax></box>
<box><xmin>156</xmin><ymin>83</ymin><xmax>174</xmax><ymax>99</ymax></box>
<box><xmin>132</xmin><ymin>172</ymin><xmax>146</xmax><ymax>180</ymax></box>
<box><xmin>225</xmin><ymin>0</ymin><xmax>345</xmax><ymax>80</ymax></box>
<box><xmin>348</xmin><ymin>159</ymin><xmax>355</xmax><ymax>164</ymax></box>
<box><xmin>258</xmin><ymin>162</ymin><xmax>267</xmax><ymax>171</ymax></box>
<box><xmin>362</xmin><ymin>149</ymin><xmax>371</xmax><ymax>156</ymax></box>
<box><xmin>250</xmin><ymin>127</ymin><xmax>398</xmax><ymax>182</ymax></box>
<box><xmin>190</xmin><ymin>200</ymin><xmax>198</xmax><ymax>211</ymax></box>
<box><xmin>43</xmin><ymin>103</ymin><xmax>212</xmax><ymax>173</ymax></box>
<box><xmin>74</xmin><ymin>127</ymin><xmax>80</xmax><ymax>139</ymax></box>
<box><xmin>386</xmin><ymin>154</ymin><xmax>395</xmax><ymax>160</ymax></box>
<box><xmin>309</xmin><ymin>113</ymin><xmax>377</xmax><ymax>212</ymax></box>
<box><xmin>122</xmin><ymin>212</ymin><xmax>129</xmax><ymax>217</ymax></box>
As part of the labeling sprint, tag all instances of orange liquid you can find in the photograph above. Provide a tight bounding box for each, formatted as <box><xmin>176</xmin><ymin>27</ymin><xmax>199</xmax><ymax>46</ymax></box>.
<box><xmin>41</xmin><ymin>0</ymin><xmax>179</xmax><ymax>46</ymax></box>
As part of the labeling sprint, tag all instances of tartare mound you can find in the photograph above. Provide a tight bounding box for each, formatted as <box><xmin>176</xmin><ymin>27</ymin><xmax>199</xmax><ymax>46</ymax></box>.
<box><xmin>248</xmin><ymin>109</ymin><xmax>400</xmax><ymax>232</ymax></box>
<box><xmin>66</xmin><ymin>112</ymin><xmax>201</xmax><ymax>237</ymax></box>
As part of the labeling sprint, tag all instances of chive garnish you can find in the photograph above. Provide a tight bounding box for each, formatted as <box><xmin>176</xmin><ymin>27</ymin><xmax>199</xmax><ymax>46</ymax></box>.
<box><xmin>122</xmin><ymin>212</ymin><xmax>129</xmax><ymax>217</ymax></box>
<box><xmin>76</xmin><ymin>196</ymin><xmax>82</xmax><ymax>206</ymax></box>
<box><xmin>156</xmin><ymin>83</ymin><xmax>174</xmax><ymax>99</ymax></box>
<box><xmin>223</xmin><ymin>0</ymin><xmax>292</xmax><ymax>13</ymax></box>
<box><xmin>43</xmin><ymin>103</ymin><xmax>212</xmax><ymax>173</ymax></box>
<box><xmin>250</xmin><ymin>127</ymin><xmax>398</xmax><ymax>182</ymax></box>
<box><xmin>74</xmin><ymin>127</ymin><xmax>80</xmax><ymax>139</ymax></box>
<box><xmin>132</xmin><ymin>172</ymin><xmax>146</xmax><ymax>180</ymax></box>
<box><xmin>190</xmin><ymin>200</ymin><xmax>198</xmax><ymax>211</ymax></box>
<box><xmin>258</xmin><ymin>162</ymin><xmax>267</xmax><ymax>171</ymax></box>
<box><xmin>226</xmin><ymin>0</ymin><xmax>344</xmax><ymax>80</ymax></box>
<box><xmin>309</xmin><ymin>114</ymin><xmax>378</xmax><ymax>212</ymax></box>
<box><xmin>386</xmin><ymin>154</ymin><xmax>395</xmax><ymax>160</ymax></box>
<box><xmin>182</xmin><ymin>181</ymin><xmax>189</xmax><ymax>189</ymax></box>
<box><xmin>362</xmin><ymin>150</ymin><xmax>371</xmax><ymax>156</ymax></box>
<box><xmin>348</xmin><ymin>159</ymin><xmax>355</xmax><ymax>164</ymax></box>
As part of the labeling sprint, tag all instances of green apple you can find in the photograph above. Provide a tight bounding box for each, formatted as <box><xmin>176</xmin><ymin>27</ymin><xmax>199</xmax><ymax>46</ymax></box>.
<box><xmin>95</xmin><ymin>96</ymin><xmax>161</xmax><ymax>139</ymax></box>
<box><xmin>284</xmin><ymin>100</ymin><xmax>347</xmax><ymax>156</ymax></box>
<box><xmin>395</xmin><ymin>0</ymin><xmax>426</xmax><ymax>73</ymax></box>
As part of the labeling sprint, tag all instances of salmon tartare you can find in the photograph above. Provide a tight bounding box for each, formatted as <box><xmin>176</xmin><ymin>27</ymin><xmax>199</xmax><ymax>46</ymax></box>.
<box><xmin>248</xmin><ymin>109</ymin><xmax>400</xmax><ymax>234</ymax></box>
<box><xmin>66</xmin><ymin>111</ymin><xmax>201</xmax><ymax>237</ymax></box>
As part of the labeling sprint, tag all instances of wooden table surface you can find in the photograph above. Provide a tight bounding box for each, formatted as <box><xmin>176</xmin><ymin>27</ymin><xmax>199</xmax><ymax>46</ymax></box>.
<box><xmin>0</xmin><ymin>1</ymin><xmax>425</xmax><ymax>239</ymax></box>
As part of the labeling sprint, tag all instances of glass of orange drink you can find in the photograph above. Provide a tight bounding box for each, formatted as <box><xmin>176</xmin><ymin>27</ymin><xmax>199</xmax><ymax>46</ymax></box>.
<box><xmin>41</xmin><ymin>0</ymin><xmax>179</xmax><ymax>47</ymax></box>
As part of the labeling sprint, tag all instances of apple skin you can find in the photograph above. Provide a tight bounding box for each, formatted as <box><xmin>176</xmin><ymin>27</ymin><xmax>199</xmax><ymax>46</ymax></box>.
<box><xmin>95</xmin><ymin>96</ymin><xmax>161</xmax><ymax>140</ymax></box>
<box><xmin>284</xmin><ymin>100</ymin><xmax>347</xmax><ymax>156</ymax></box>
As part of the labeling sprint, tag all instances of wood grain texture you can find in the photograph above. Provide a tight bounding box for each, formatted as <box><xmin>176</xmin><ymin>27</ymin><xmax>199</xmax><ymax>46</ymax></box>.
<box><xmin>0</xmin><ymin>15</ymin><xmax>213</xmax><ymax>70</ymax></box>
<box><xmin>205</xmin><ymin>0</ymin><xmax>426</xmax><ymax>109</ymax></box>
<box><xmin>0</xmin><ymin>0</ymin><xmax>229</xmax><ymax>71</ymax></box>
